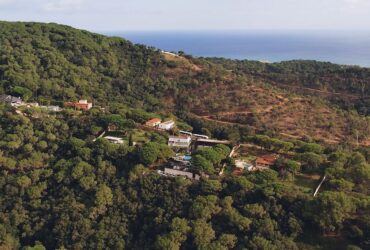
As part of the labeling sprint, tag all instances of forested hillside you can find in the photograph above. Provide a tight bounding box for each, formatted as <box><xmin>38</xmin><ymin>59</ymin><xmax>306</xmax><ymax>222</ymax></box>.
<box><xmin>1</xmin><ymin>21</ymin><xmax>369</xmax><ymax>145</ymax></box>
<box><xmin>0</xmin><ymin>21</ymin><xmax>226</xmax><ymax>111</ymax></box>
<box><xmin>0</xmin><ymin>22</ymin><xmax>369</xmax><ymax>250</ymax></box>
<box><xmin>0</xmin><ymin>21</ymin><xmax>164</xmax><ymax>109</ymax></box>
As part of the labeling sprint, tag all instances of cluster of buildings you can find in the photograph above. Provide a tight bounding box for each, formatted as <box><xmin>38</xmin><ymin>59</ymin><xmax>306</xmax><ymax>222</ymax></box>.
<box><xmin>157</xmin><ymin>154</ymin><xmax>208</xmax><ymax>181</ymax></box>
<box><xmin>161</xmin><ymin>134</ymin><xmax>232</xmax><ymax>180</ymax></box>
<box><xmin>145</xmin><ymin>118</ymin><xmax>175</xmax><ymax>131</ymax></box>
<box><xmin>0</xmin><ymin>95</ymin><xmax>63</xmax><ymax>112</ymax></box>
<box><xmin>2</xmin><ymin>94</ymin><xmax>280</xmax><ymax>179</ymax></box>
<box><xmin>0</xmin><ymin>95</ymin><xmax>93</xmax><ymax>113</ymax></box>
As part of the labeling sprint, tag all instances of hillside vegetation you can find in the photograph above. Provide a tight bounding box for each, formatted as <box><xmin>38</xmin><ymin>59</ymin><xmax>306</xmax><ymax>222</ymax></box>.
<box><xmin>208</xmin><ymin>58</ymin><xmax>370</xmax><ymax>115</ymax></box>
<box><xmin>0</xmin><ymin>22</ymin><xmax>369</xmax><ymax>249</ymax></box>
<box><xmin>1</xmin><ymin>21</ymin><xmax>368</xmax><ymax>146</ymax></box>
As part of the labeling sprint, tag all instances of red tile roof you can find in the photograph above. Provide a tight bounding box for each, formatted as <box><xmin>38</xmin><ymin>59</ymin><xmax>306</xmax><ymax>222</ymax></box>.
<box><xmin>146</xmin><ymin>118</ymin><xmax>161</xmax><ymax>126</ymax></box>
<box><xmin>255</xmin><ymin>155</ymin><xmax>278</xmax><ymax>166</ymax></box>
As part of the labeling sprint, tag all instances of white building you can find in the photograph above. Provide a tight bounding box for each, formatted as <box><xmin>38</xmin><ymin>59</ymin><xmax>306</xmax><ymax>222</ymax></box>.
<box><xmin>235</xmin><ymin>160</ymin><xmax>254</xmax><ymax>171</ymax></box>
<box><xmin>158</xmin><ymin>120</ymin><xmax>175</xmax><ymax>130</ymax></box>
<box><xmin>164</xmin><ymin>168</ymin><xmax>195</xmax><ymax>179</ymax></box>
<box><xmin>40</xmin><ymin>105</ymin><xmax>62</xmax><ymax>112</ymax></box>
<box><xmin>46</xmin><ymin>106</ymin><xmax>62</xmax><ymax>112</ymax></box>
<box><xmin>104</xmin><ymin>136</ymin><xmax>124</xmax><ymax>144</ymax></box>
<box><xmin>168</xmin><ymin>135</ymin><xmax>191</xmax><ymax>148</ymax></box>
<box><xmin>157</xmin><ymin>168</ymin><xmax>203</xmax><ymax>181</ymax></box>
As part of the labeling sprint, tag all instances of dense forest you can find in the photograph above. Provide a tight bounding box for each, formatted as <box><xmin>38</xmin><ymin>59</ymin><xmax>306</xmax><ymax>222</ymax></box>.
<box><xmin>0</xmin><ymin>22</ymin><xmax>369</xmax><ymax>250</ymax></box>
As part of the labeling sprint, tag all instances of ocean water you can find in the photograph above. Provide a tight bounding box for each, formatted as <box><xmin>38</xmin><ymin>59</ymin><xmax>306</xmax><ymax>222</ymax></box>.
<box><xmin>106</xmin><ymin>31</ymin><xmax>370</xmax><ymax>67</ymax></box>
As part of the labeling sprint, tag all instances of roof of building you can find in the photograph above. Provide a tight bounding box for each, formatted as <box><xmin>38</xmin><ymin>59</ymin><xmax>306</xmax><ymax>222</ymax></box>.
<box><xmin>169</xmin><ymin>135</ymin><xmax>191</xmax><ymax>140</ymax></box>
<box><xmin>179</xmin><ymin>130</ymin><xmax>192</xmax><ymax>135</ymax></box>
<box><xmin>104</xmin><ymin>136</ymin><xmax>124</xmax><ymax>141</ymax></box>
<box><xmin>146</xmin><ymin>118</ymin><xmax>162</xmax><ymax>123</ymax></box>
<box><xmin>255</xmin><ymin>155</ymin><xmax>278</xmax><ymax>165</ymax></box>
<box><xmin>235</xmin><ymin>160</ymin><xmax>254</xmax><ymax>169</ymax></box>
<box><xmin>164</xmin><ymin>168</ymin><xmax>193</xmax><ymax>178</ymax></box>
<box><xmin>160</xmin><ymin>120</ymin><xmax>175</xmax><ymax>125</ymax></box>
<box><xmin>196</xmin><ymin>138</ymin><xmax>231</xmax><ymax>144</ymax></box>
<box><xmin>192</xmin><ymin>134</ymin><xmax>209</xmax><ymax>139</ymax></box>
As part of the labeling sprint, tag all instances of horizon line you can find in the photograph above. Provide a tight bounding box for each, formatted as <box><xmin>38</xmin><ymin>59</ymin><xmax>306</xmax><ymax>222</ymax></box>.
<box><xmin>100</xmin><ymin>28</ymin><xmax>370</xmax><ymax>33</ymax></box>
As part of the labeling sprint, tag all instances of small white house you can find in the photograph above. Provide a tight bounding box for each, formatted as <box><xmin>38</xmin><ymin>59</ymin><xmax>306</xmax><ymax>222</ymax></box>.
<box><xmin>168</xmin><ymin>135</ymin><xmax>191</xmax><ymax>148</ymax></box>
<box><xmin>158</xmin><ymin>120</ymin><xmax>175</xmax><ymax>130</ymax></box>
<box><xmin>46</xmin><ymin>106</ymin><xmax>62</xmax><ymax>112</ymax></box>
<box><xmin>40</xmin><ymin>105</ymin><xmax>62</xmax><ymax>112</ymax></box>
<box><xmin>104</xmin><ymin>136</ymin><xmax>124</xmax><ymax>144</ymax></box>
<box><xmin>235</xmin><ymin>160</ymin><xmax>254</xmax><ymax>171</ymax></box>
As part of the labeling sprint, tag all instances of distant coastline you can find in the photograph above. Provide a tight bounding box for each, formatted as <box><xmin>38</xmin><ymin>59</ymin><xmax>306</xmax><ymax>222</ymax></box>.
<box><xmin>105</xmin><ymin>30</ymin><xmax>370</xmax><ymax>67</ymax></box>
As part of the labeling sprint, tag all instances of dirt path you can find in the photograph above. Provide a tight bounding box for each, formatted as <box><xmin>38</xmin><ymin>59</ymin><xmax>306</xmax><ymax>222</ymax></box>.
<box><xmin>268</xmin><ymin>81</ymin><xmax>362</xmax><ymax>99</ymax></box>
<box><xmin>194</xmin><ymin>113</ymin><xmax>346</xmax><ymax>145</ymax></box>
<box><xmin>200</xmin><ymin>95</ymin><xmax>290</xmax><ymax>119</ymax></box>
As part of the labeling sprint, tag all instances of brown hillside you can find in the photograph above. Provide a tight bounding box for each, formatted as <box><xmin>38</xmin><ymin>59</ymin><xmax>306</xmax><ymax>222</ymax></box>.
<box><xmin>158</xmin><ymin>57</ymin><xmax>370</xmax><ymax>145</ymax></box>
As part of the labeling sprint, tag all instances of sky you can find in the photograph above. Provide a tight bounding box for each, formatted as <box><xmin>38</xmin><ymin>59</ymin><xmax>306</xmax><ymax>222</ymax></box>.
<box><xmin>0</xmin><ymin>0</ymin><xmax>370</xmax><ymax>31</ymax></box>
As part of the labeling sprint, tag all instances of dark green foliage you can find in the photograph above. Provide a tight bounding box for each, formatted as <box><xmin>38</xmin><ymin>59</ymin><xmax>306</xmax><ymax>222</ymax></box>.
<box><xmin>191</xmin><ymin>144</ymin><xmax>231</xmax><ymax>174</ymax></box>
<box><xmin>192</xmin><ymin>154</ymin><xmax>214</xmax><ymax>173</ymax></box>
<box><xmin>0</xmin><ymin>21</ymin><xmax>168</xmax><ymax>109</ymax></box>
<box><xmin>304</xmin><ymin>191</ymin><xmax>356</xmax><ymax>232</ymax></box>
<box><xmin>12</xmin><ymin>86</ymin><xmax>33</xmax><ymax>101</ymax></box>
<box><xmin>295</xmin><ymin>152</ymin><xmax>325</xmax><ymax>171</ymax></box>
<box><xmin>139</xmin><ymin>142</ymin><xmax>174</xmax><ymax>165</ymax></box>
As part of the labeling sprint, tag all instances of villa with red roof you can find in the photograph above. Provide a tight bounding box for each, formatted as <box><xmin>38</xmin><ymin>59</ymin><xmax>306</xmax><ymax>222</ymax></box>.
<box><xmin>145</xmin><ymin>118</ymin><xmax>162</xmax><ymax>127</ymax></box>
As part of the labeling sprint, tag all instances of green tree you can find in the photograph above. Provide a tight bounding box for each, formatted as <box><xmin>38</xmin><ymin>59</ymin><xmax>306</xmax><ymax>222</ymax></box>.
<box><xmin>155</xmin><ymin>217</ymin><xmax>190</xmax><ymax>250</ymax></box>
<box><xmin>306</xmin><ymin>191</ymin><xmax>356</xmax><ymax>232</ymax></box>
<box><xmin>192</xmin><ymin>220</ymin><xmax>215</xmax><ymax>249</ymax></box>
<box><xmin>192</xmin><ymin>155</ymin><xmax>214</xmax><ymax>174</ymax></box>
<box><xmin>12</xmin><ymin>86</ymin><xmax>32</xmax><ymax>101</ymax></box>
<box><xmin>190</xmin><ymin>195</ymin><xmax>221</xmax><ymax>220</ymax></box>
<box><xmin>139</xmin><ymin>142</ymin><xmax>160</xmax><ymax>165</ymax></box>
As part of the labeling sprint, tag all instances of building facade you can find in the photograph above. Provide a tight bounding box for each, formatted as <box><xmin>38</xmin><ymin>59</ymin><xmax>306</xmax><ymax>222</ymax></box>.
<box><xmin>158</xmin><ymin>120</ymin><xmax>175</xmax><ymax>130</ymax></box>
<box><xmin>64</xmin><ymin>100</ymin><xmax>92</xmax><ymax>111</ymax></box>
<box><xmin>168</xmin><ymin>135</ymin><xmax>192</xmax><ymax>148</ymax></box>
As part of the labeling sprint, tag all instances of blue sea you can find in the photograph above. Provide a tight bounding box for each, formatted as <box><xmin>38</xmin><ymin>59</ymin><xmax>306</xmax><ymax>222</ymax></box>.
<box><xmin>106</xmin><ymin>31</ymin><xmax>370</xmax><ymax>67</ymax></box>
